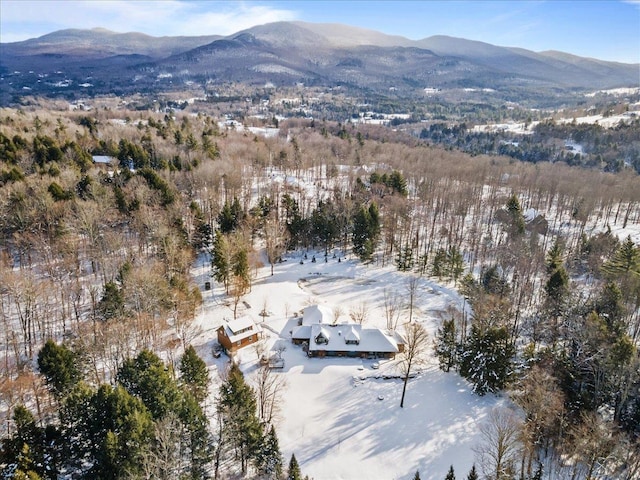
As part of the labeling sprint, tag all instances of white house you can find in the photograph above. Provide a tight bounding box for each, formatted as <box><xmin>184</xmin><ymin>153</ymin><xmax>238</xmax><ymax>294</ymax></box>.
<box><xmin>291</xmin><ymin>305</ymin><xmax>404</xmax><ymax>359</ymax></box>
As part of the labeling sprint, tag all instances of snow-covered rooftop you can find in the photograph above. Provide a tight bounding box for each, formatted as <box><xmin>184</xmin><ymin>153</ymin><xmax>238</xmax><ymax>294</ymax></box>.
<box><xmin>223</xmin><ymin>316</ymin><xmax>261</xmax><ymax>343</ymax></box>
<box><xmin>301</xmin><ymin>304</ymin><xmax>333</xmax><ymax>326</ymax></box>
<box><xmin>307</xmin><ymin>324</ymin><xmax>399</xmax><ymax>354</ymax></box>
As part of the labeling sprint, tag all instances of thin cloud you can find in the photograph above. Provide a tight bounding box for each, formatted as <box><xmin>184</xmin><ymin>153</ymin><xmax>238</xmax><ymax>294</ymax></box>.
<box><xmin>0</xmin><ymin>0</ymin><xmax>299</xmax><ymax>41</ymax></box>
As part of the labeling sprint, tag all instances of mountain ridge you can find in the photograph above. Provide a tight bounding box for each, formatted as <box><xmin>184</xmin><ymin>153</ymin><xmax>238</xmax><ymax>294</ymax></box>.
<box><xmin>1</xmin><ymin>21</ymin><xmax>637</xmax><ymax>104</ymax></box>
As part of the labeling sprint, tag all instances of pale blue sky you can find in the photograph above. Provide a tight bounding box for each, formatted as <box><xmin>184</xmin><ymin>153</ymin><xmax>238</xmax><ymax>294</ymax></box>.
<box><xmin>1</xmin><ymin>0</ymin><xmax>639</xmax><ymax>63</ymax></box>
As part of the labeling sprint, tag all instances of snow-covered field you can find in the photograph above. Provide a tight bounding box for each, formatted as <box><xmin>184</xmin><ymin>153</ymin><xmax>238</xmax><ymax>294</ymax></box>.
<box><xmin>190</xmin><ymin>251</ymin><xmax>507</xmax><ymax>480</ymax></box>
<box><xmin>471</xmin><ymin>110</ymin><xmax>638</xmax><ymax>134</ymax></box>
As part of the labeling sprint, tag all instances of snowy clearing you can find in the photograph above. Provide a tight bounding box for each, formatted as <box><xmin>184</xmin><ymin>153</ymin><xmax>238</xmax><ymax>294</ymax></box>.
<box><xmin>190</xmin><ymin>251</ymin><xmax>506</xmax><ymax>480</ymax></box>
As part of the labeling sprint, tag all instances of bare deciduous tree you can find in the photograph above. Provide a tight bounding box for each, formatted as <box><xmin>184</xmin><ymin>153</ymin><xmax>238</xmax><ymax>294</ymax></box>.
<box><xmin>253</xmin><ymin>363</ymin><xmax>287</xmax><ymax>425</ymax></box>
<box><xmin>405</xmin><ymin>275</ymin><xmax>422</xmax><ymax>323</ymax></box>
<box><xmin>399</xmin><ymin>321</ymin><xmax>429</xmax><ymax>408</ymax></box>
<box><xmin>474</xmin><ymin>407</ymin><xmax>523</xmax><ymax>480</ymax></box>
<box><xmin>332</xmin><ymin>305</ymin><xmax>343</xmax><ymax>325</ymax></box>
<box><xmin>137</xmin><ymin>413</ymin><xmax>183</xmax><ymax>480</ymax></box>
<box><xmin>569</xmin><ymin>412</ymin><xmax>619</xmax><ymax>480</ymax></box>
<box><xmin>264</xmin><ymin>211</ymin><xmax>288</xmax><ymax>276</ymax></box>
<box><xmin>511</xmin><ymin>365</ymin><xmax>565</xmax><ymax>477</ymax></box>
<box><xmin>348</xmin><ymin>302</ymin><xmax>369</xmax><ymax>325</ymax></box>
<box><xmin>383</xmin><ymin>288</ymin><xmax>402</xmax><ymax>331</ymax></box>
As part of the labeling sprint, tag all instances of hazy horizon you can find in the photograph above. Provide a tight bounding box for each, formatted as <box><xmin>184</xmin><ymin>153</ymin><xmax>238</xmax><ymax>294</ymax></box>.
<box><xmin>1</xmin><ymin>1</ymin><xmax>639</xmax><ymax>64</ymax></box>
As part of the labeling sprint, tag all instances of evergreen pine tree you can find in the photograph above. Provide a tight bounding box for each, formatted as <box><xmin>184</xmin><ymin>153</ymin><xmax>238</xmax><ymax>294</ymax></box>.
<box><xmin>179</xmin><ymin>391</ymin><xmax>212</xmax><ymax>479</ymax></box>
<box><xmin>257</xmin><ymin>425</ymin><xmax>283</xmax><ymax>479</ymax></box>
<box><xmin>67</xmin><ymin>384</ymin><xmax>155</xmax><ymax>480</ymax></box>
<box><xmin>506</xmin><ymin>194</ymin><xmax>525</xmax><ymax>236</ymax></box>
<box><xmin>459</xmin><ymin>325</ymin><xmax>514</xmax><ymax>395</ymax></box>
<box><xmin>218</xmin><ymin>199</ymin><xmax>235</xmax><ymax>234</ymax></box>
<box><xmin>218</xmin><ymin>197</ymin><xmax>244</xmax><ymax>233</ymax></box>
<box><xmin>1</xmin><ymin>405</ymin><xmax>46</xmax><ymax>479</ymax></box>
<box><xmin>190</xmin><ymin>201</ymin><xmax>212</xmax><ymax>250</ymax></box>
<box><xmin>117</xmin><ymin>349</ymin><xmax>212</xmax><ymax>477</ymax></box>
<box><xmin>447</xmin><ymin>245</ymin><xmax>464</xmax><ymax>282</ymax></box>
<box><xmin>445</xmin><ymin>465</ymin><xmax>456</xmax><ymax>480</ymax></box>
<box><xmin>481</xmin><ymin>265</ymin><xmax>509</xmax><ymax>296</ymax></box>
<box><xmin>396</xmin><ymin>244</ymin><xmax>415</xmax><ymax>271</ymax></box>
<box><xmin>544</xmin><ymin>266</ymin><xmax>569</xmax><ymax>301</ymax></box>
<box><xmin>431</xmin><ymin>248</ymin><xmax>447</xmax><ymax>278</ymax></box>
<box><xmin>467</xmin><ymin>465</ymin><xmax>478</xmax><ymax>480</ymax></box>
<box><xmin>413</xmin><ymin>471</ymin><xmax>421</xmax><ymax>480</ymax></box>
<box><xmin>97</xmin><ymin>281</ymin><xmax>125</xmax><ymax>320</ymax></box>
<box><xmin>229</xmin><ymin>245</ymin><xmax>251</xmax><ymax>303</ymax></box>
<box><xmin>546</xmin><ymin>239</ymin><xmax>564</xmax><ymax>274</ymax></box>
<box><xmin>287</xmin><ymin>453</ymin><xmax>302</xmax><ymax>480</ymax></box>
<box><xmin>211</xmin><ymin>231</ymin><xmax>231</xmax><ymax>292</ymax></box>
<box><xmin>434</xmin><ymin>318</ymin><xmax>457</xmax><ymax>372</ymax></box>
<box><xmin>37</xmin><ymin>340</ymin><xmax>82</xmax><ymax>399</ymax></box>
<box><xmin>594</xmin><ymin>282</ymin><xmax>626</xmax><ymax>332</ymax></box>
<box><xmin>179</xmin><ymin>345</ymin><xmax>209</xmax><ymax>404</ymax></box>
<box><xmin>352</xmin><ymin>202</ymin><xmax>380</xmax><ymax>261</ymax></box>
<box><xmin>218</xmin><ymin>364</ymin><xmax>263</xmax><ymax>474</ymax></box>
<box><xmin>117</xmin><ymin>350</ymin><xmax>182</xmax><ymax>420</ymax></box>
<box><xmin>311</xmin><ymin>200</ymin><xmax>338</xmax><ymax>257</ymax></box>
<box><xmin>602</xmin><ymin>235</ymin><xmax>639</xmax><ymax>275</ymax></box>
<box><xmin>231</xmin><ymin>197</ymin><xmax>245</xmax><ymax>228</ymax></box>
<box><xmin>389</xmin><ymin>170</ymin><xmax>408</xmax><ymax>196</ymax></box>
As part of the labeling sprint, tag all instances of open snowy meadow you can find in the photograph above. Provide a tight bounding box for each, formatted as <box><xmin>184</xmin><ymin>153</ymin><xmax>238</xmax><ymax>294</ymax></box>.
<box><xmin>190</xmin><ymin>250</ymin><xmax>508</xmax><ymax>480</ymax></box>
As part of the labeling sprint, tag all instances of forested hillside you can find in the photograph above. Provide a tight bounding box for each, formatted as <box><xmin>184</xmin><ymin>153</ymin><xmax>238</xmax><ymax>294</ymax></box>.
<box><xmin>0</xmin><ymin>103</ymin><xmax>639</xmax><ymax>479</ymax></box>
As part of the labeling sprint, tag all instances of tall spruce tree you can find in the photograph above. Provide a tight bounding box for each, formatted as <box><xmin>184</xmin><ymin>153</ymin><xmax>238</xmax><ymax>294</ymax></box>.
<box><xmin>179</xmin><ymin>345</ymin><xmax>209</xmax><ymax>404</ymax></box>
<box><xmin>434</xmin><ymin>318</ymin><xmax>457</xmax><ymax>372</ymax></box>
<box><xmin>80</xmin><ymin>384</ymin><xmax>154</xmax><ymax>480</ymax></box>
<box><xmin>117</xmin><ymin>350</ymin><xmax>181</xmax><ymax>420</ymax></box>
<box><xmin>211</xmin><ymin>231</ymin><xmax>231</xmax><ymax>293</ymax></box>
<box><xmin>218</xmin><ymin>364</ymin><xmax>263</xmax><ymax>474</ymax></box>
<box><xmin>217</xmin><ymin>197</ymin><xmax>244</xmax><ymax>233</ymax></box>
<box><xmin>459</xmin><ymin>325</ymin><xmax>514</xmax><ymax>395</ymax></box>
<box><xmin>505</xmin><ymin>194</ymin><xmax>525</xmax><ymax>236</ymax></box>
<box><xmin>447</xmin><ymin>245</ymin><xmax>464</xmax><ymax>282</ymax></box>
<box><xmin>287</xmin><ymin>453</ymin><xmax>302</xmax><ymax>480</ymax></box>
<box><xmin>256</xmin><ymin>425</ymin><xmax>283</xmax><ymax>479</ymax></box>
<box><xmin>117</xmin><ymin>350</ymin><xmax>211</xmax><ymax>477</ymax></box>
<box><xmin>37</xmin><ymin>340</ymin><xmax>82</xmax><ymax>399</ymax></box>
<box><xmin>467</xmin><ymin>465</ymin><xmax>478</xmax><ymax>480</ymax></box>
<box><xmin>0</xmin><ymin>405</ymin><xmax>47</xmax><ymax>479</ymax></box>
<box><xmin>311</xmin><ymin>200</ymin><xmax>338</xmax><ymax>256</ymax></box>
<box><xmin>431</xmin><ymin>247</ymin><xmax>448</xmax><ymax>278</ymax></box>
<box><xmin>445</xmin><ymin>465</ymin><xmax>456</xmax><ymax>480</ymax></box>
<box><xmin>352</xmin><ymin>202</ymin><xmax>380</xmax><ymax>261</ymax></box>
<box><xmin>602</xmin><ymin>235</ymin><xmax>639</xmax><ymax>276</ymax></box>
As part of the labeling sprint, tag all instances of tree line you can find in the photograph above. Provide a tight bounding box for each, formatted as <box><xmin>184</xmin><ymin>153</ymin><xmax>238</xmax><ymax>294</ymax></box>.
<box><xmin>1</xmin><ymin>341</ymin><xmax>309</xmax><ymax>480</ymax></box>
<box><xmin>1</xmin><ymin>106</ymin><xmax>639</xmax><ymax>478</ymax></box>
